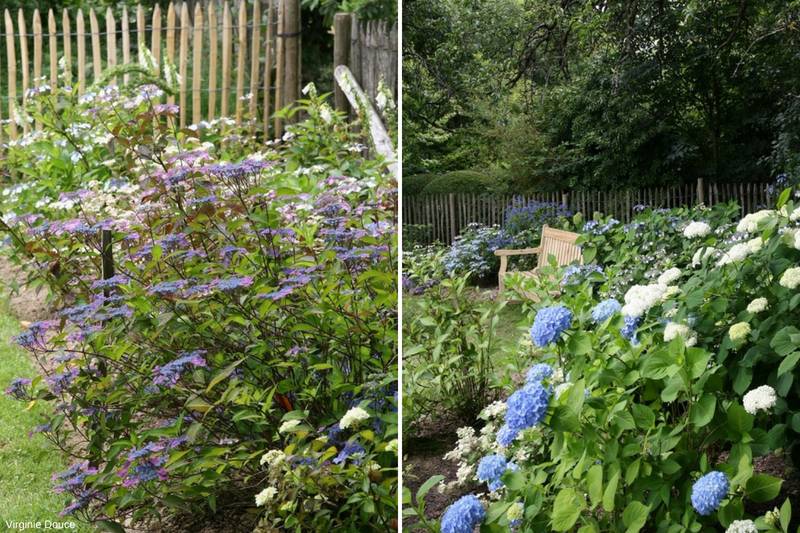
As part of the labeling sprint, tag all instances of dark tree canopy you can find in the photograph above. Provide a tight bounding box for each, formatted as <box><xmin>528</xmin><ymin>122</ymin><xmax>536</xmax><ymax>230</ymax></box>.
<box><xmin>403</xmin><ymin>0</ymin><xmax>800</xmax><ymax>192</ymax></box>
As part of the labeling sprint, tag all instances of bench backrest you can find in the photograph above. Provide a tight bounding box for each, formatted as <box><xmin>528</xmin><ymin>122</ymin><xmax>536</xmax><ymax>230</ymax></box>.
<box><xmin>537</xmin><ymin>225</ymin><xmax>582</xmax><ymax>269</ymax></box>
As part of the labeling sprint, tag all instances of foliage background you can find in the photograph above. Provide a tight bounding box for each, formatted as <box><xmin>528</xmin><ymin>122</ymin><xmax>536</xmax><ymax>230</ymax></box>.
<box><xmin>404</xmin><ymin>0</ymin><xmax>800</xmax><ymax>192</ymax></box>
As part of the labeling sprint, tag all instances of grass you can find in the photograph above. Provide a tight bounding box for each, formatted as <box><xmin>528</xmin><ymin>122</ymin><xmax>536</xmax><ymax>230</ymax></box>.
<box><xmin>0</xmin><ymin>300</ymin><xmax>94</xmax><ymax>530</ymax></box>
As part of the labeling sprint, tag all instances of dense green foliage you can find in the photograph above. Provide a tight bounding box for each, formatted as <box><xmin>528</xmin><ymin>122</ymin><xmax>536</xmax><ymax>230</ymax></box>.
<box><xmin>404</xmin><ymin>0</ymin><xmax>800</xmax><ymax>191</ymax></box>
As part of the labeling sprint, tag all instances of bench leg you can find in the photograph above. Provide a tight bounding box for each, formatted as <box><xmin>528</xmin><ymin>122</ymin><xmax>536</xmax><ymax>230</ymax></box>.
<box><xmin>497</xmin><ymin>256</ymin><xmax>507</xmax><ymax>299</ymax></box>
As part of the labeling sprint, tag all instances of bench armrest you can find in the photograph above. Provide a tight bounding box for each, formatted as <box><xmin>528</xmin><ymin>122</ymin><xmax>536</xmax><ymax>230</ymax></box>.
<box><xmin>494</xmin><ymin>247</ymin><xmax>540</xmax><ymax>257</ymax></box>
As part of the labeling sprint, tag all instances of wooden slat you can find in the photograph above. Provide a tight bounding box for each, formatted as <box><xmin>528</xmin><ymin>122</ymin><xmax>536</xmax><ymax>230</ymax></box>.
<box><xmin>165</xmin><ymin>2</ymin><xmax>176</xmax><ymax>105</ymax></box>
<box><xmin>248</xmin><ymin>0</ymin><xmax>261</xmax><ymax>128</ymax></box>
<box><xmin>18</xmin><ymin>10</ymin><xmax>29</xmax><ymax>123</ymax></box>
<box><xmin>137</xmin><ymin>4</ymin><xmax>145</xmax><ymax>53</ymax></box>
<box><xmin>178</xmin><ymin>2</ymin><xmax>189</xmax><ymax>127</ymax></box>
<box><xmin>262</xmin><ymin>0</ymin><xmax>275</xmax><ymax>135</ymax></box>
<box><xmin>274</xmin><ymin>0</ymin><xmax>284</xmax><ymax>135</ymax></box>
<box><xmin>192</xmin><ymin>3</ymin><xmax>203</xmax><ymax>125</ymax></box>
<box><xmin>106</xmin><ymin>8</ymin><xmax>117</xmax><ymax>84</ymax></box>
<box><xmin>62</xmin><ymin>10</ymin><xmax>72</xmax><ymax>86</ymax></box>
<box><xmin>207</xmin><ymin>3</ymin><xmax>218</xmax><ymax>120</ymax></box>
<box><xmin>221</xmin><ymin>2</ymin><xmax>232</xmax><ymax>117</ymax></box>
<box><xmin>234</xmin><ymin>0</ymin><xmax>247</xmax><ymax>124</ymax></box>
<box><xmin>48</xmin><ymin>10</ymin><xmax>57</xmax><ymax>88</ymax></box>
<box><xmin>76</xmin><ymin>9</ymin><xmax>85</xmax><ymax>95</ymax></box>
<box><xmin>90</xmin><ymin>8</ymin><xmax>102</xmax><ymax>82</ymax></box>
<box><xmin>5</xmin><ymin>10</ymin><xmax>17</xmax><ymax>139</ymax></box>
<box><xmin>33</xmin><ymin>9</ymin><xmax>42</xmax><ymax>129</ymax></box>
<box><xmin>122</xmin><ymin>6</ymin><xmax>131</xmax><ymax>84</ymax></box>
<box><xmin>151</xmin><ymin>5</ymin><xmax>162</xmax><ymax>67</ymax></box>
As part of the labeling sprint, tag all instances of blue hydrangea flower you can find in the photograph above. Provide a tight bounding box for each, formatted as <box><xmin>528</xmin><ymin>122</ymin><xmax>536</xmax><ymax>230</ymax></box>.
<box><xmin>440</xmin><ymin>494</ymin><xmax>486</xmax><ymax>533</ymax></box>
<box><xmin>691</xmin><ymin>471</ymin><xmax>729</xmax><ymax>515</ymax></box>
<box><xmin>620</xmin><ymin>315</ymin><xmax>641</xmax><ymax>345</ymax></box>
<box><xmin>592</xmin><ymin>298</ymin><xmax>621</xmax><ymax>323</ymax></box>
<box><xmin>496</xmin><ymin>424</ymin><xmax>519</xmax><ymax>447</ymax></box>
<box><xmin>477</xmin><ymin>455</ymin><xmax>507</xmax><ymax>489</ymax></box>
<box><xmin>530</xmin><ymin>306</ymin><xmax>573</xmax><ymax>347</ymax></box>
<box><xmin>526</xmin><ymin>364</ymin><xmax>553</xmax><ymax>384</ymax></box>
<box><xmin>505</xmin><ymin>382</ymin><xmax>550</xmax><ymax>431</ymax></box>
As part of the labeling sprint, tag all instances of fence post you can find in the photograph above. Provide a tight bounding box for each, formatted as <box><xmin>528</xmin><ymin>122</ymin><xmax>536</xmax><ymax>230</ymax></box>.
<box><xmin>333</xmin><ymin>13</ymin><xmax>352</xmax><ymax>112</ymax></box>
<box><xmin>449</xmin><ymin>193</ymin><xmax>457</xmax><ymax>243</ymax></box>
<box><xmin>696</xmin><ymin>177</ymin><xmax>705</xmax><ymax>205</ymax></box>
<box><xmin>282</xmin><ymin>0</ymin><xmax>301</xmax><ymax>110</ymax></box>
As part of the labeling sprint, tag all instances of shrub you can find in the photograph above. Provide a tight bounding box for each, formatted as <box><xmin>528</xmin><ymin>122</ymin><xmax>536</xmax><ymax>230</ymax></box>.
<box><xmin>420</xmin><ymin>170</ymin><xmax>491</xmax><ymax>195</ymax></box>
<box><xmin>441</xmin><ymin>223</ymin><xmax>513</xmax><ymax>283</ymax></box>
<box><xmin>403</xmin><ymin>173</ymin><xmax>439</xmax><ymax>196</ymax></box>
<box><xmin>1</xmin><ymin>59</ymin><xmax>397</xmax><ymax>530</ymax></box>
<box><xmin>407</xmin><ymin>190</ymin><xmax>800</xmax><ymax>531</ymax></box>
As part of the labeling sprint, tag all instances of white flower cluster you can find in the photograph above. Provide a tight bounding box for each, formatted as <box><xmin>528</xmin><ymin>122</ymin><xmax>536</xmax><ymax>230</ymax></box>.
<box><xmin>278</xmin><ymin>419</ymin><xmax>301</xmax><ymax>433</ymax></box>
<box><xmin>622</xmin><ymin>283</ymin><xmax>667</xmax><ymax>318</ymax></box>
<box><xmin>260</xmin><ymin>449</ymin><xmax>286</xmax><ymax>468</ymax></box>
<box><xmin>683</xmin><ymin>221</ymin><xmax>711</xmax><ymax>238</ymax></box>
<box><xmin>340</xmin><ymin>406</ymin><xmax>370</xmax><ymax>429</ymax></box>
<box><xmin>728</xmin><ymin>322</ymin><xmax>751</xmax><ymax>343</ymax></box>
<box><xmin>717</xmin><ymin>242</ymin><xmax>752</xmax><ymax>266</ymax></box>
<box><xmin>743</xmin><ymin>385</ymin><xmax>777</xmax><ymax>415</ymax></box>
<box><xmin>657</xmin><ymin>267</ymin><xmax>682</xmax><ymax>285</ymax></box>
<box><xmin>725</xmin><ymin>519</ymin><xmax>757</xmax><ymax>533</ymax></box>
<box><xmin>790</xmin><ymin>205</ymin><xmax>800</xmax><ymax>222</ymax></box>
<box><xmin>746</xmin><ymin>297</ymin><xmax>768</xmax><ymax>314</ymax></box>
<box><xmin>663</xmin><ymin>322</ymin><xmax>697</xmax><ymax>347</ymax></box>
<box><xmin>780</xmin><ymin>267</ymin><xmax>800</xmax><ymax>290</ymax></box>
<box><xmin>794</xmin><ymin>230</ymin><xmax>800</xmax><ymax>251</ymax></box>
<box><xmin>255</xmin><ymin>486</ymin><xmax>277</xmax><ymax>507</ymax></box>
<box><xmin>736</xmin><ymin>209</ymin><xmax>775</xmax><ymax>233</ymax></box>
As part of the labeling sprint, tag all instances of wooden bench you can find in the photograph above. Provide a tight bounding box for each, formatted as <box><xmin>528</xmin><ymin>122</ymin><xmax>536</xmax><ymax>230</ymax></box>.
<box><xmin>494</xmin><ymin>225</ymin><xmax>583</xmax><ymax>297</ymax></box>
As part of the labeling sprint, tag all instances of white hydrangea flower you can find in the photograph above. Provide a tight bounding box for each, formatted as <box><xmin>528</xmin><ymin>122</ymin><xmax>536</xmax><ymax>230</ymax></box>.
<box><xmin>480</xmin><ymin>401</ymin><xmax>507</xmax><ymax>419</ymax></box>
<box><xmin>725</xmin><ymin>519</ymin><xmax>757</xmax><ymax>533</ymax></box>
<box><xmin>790</xmin><ymin>205</ymin><xmax>800</xmax><ymax>222</ymax></box>
<box><xmin>729</xmin><ymin>322</ymin><xmax>751</xmax><ymax>343</ymax></box>
<box><xmin>794</xmin><ymin>230</ymin><xmax>800</xmax><ymax>251</ymax></box>
<box><xmin>658</xmin><ymin>267</ymin><xmax>682</xmax><ymax>285</ymax></box>
<box><xmin>692</xmin><ymin>246</ymin><xmax>715</xmax><ymax>267</ymax></box>
<box><xmin>684</xmin><ymin>221</ymin><xmax>711</xmax><ymax>238</ymax></box>
<box><xmin>746</xmin><ymin>237</ymin><xmax>763</xmax><ymax>253</ymax></box>
<box><xmin>743</xmin><ymin>385</ymin><xmax>777</xmax><ymax>415</ymax></box>
<box><xmin>340</xmin><ymin>407</ymin><xmax>370</xmax><ymax>429</ymax></box>
<box><xmin>664</xmin><ymin>322</ymin><xmax>697</xmax><ymax>347</ymax></box>
<box><xmin>622</xmin><ymin>283</ymin><xmax>667</xmax><ymax>318</ymax></box>
<box><xmin>717</xmin><ymin>242</ymin><xmax>751</xmax><ymax>266</ymax></box>
<box><xmin>278</xmin><ymin>419</ymin><xmax>301</xmax><ymax>433</ymax></box>
<box><xmin>746</xmin><ymin>298</ymin><xmax>768</xmax><ymax>314</ymax></box>
<box><xmin>255</xmin><ymin>486</ymin><xmax>278</xmax><ymax>507</ymax></box>
<box><xmin>736</xmin><ymin>210</ymin><xmax>775</xmax><ymax>233</ymax></box>
<box><xmin>260</xmin><ymin>449</ymin><xmax>286</xmax><ymax>467</ymax></box>
<box><xmin>780</xmin><ymin>267</ymin><xmax>800</xmax><ymax>289</ymax></box>
<box><xmin>662</xmin><ymin>285</ymin><xmax>681</xmax><ymax>301</ymax></box>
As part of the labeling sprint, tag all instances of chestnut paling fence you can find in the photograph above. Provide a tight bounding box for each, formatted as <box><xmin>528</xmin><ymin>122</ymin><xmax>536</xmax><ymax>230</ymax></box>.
<box><xmin>403</xmin><ymin>179</ymin><xmax>777</xmax><ymax>245</ymax></box>
<box><xmin>0</xmin><ymin>0</ymin><xmax>302</xmax><ymax>143</ymax></box>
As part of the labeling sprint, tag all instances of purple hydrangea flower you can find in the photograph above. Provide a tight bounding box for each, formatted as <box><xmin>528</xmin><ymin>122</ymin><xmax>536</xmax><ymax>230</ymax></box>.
<box><xmin>5</xmin><ymin>377</ymin><xmax>32</xmax><ymax>399</ymax></box>
<box><xmin>214</xmin><ymin>276</ymin><xmax>254</xmax><ymax>291</ymax></box>
<box><xmin>152</xmin><ymin>351</ymin><xmax>207</xmax><ymax>387</ymax></box>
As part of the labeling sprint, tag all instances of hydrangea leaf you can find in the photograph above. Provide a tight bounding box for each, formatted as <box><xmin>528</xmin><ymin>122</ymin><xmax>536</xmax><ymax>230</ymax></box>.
<box><xmin>621</xmin><ymin>500</ymin><xmax>649</xmax><ymax>533</ymax></box>
<box><xmin>586</xmin><ymin>464</ymin><xmax>603</xmax><ymax>509</ymax></box>
<box><xmin>689</xmin><ymin>395</ymin><xmax>716</xmax><ymax>427</ymax></box>
<box><xmin>551</xmin><ymin>487</ymin><xmax>584</xmax><ymax>531</ymax></box>
<box><xmin>777</xmin><ymin>352</ymin><xmax>800</xmax><ymax>377</ymax></box>
<box><xmin>745</xmin><ymin>474</ymin><xmax>782</xmax><ymax>502</ymax></box>
<box><xmin>727</xmin><ymin>403</ymin><xmax>754</xmax><ymax>436</ymax></box>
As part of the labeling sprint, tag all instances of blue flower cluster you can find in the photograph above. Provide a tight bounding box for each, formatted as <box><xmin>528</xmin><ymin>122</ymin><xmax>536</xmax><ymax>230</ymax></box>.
<box><xmin>333</xmin><ymin>440</ymin><xmax>365</xmax><ymax>465</ymax></box>
<box><xmin>561</xmin><ymin>264</ymin><xmax>604</xmax><ymax>286</ymax></box>
<box><xmin>496</xmin><ymin>424</ymin><xmax>518</xmax><ymax>447</ymax></box>
<box><xmin>442</xmin><ymin>223</ymin><xmax>514</xmax><ymax>278</ymax></box>
<box><xmin>530</xmin><ymin>306</ymin><xmax>572</xmax><ymax>347</ymax></box>
<box><xmin>690</xmin><ymin>471</ymin><xmax>729</xmax><ymax>515</ymax></box>
<box><xmin>152</xmin><ymin>351</ymin><xmax>207</xmax><ymax>387</ymax></box>
<box><xmin>526</xmin><ymin>363</ymin><xmax>553</xmax><ymax>384</ymax></box>
<box><xmin>503</xmin><ymin>201</ymin><xmax>571</xmax><ymax>237</ymax></box>
<box><xmin>505</xmin><ymin>381</ymin><xmax>550</xmax><ymax>432</ymax></box>
<box><xmin>591</xmin><ymin>298</ymin><xmax>621</xmax><ymax>323</ymax></box>
<box><xmin>440</xmin><ymin>494</ymin><xmax>486</xmax><ymax>533</ymax></box>
<box><xmin>476</xmin><ymin>454</ymin><xmax>517</xmax><ymax>491</ymax></box>
<box><xmin>620</xmin><ymin>315</ymin><xmax>641</xmax><ymax>345</ymax></box>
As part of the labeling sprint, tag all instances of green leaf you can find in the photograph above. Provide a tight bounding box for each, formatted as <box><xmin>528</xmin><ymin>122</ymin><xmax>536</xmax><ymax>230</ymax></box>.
<box><xmin>727</xmin><ymin>403</ymin><xmax>754</xmax><ymax>436</ymax></box>
<box><xmin>777</xmin><ymin>187</ymin><xmax>792</xmax><ymax>208</ymax></box>
<box><xmin>603</xmin><ymin>469</ymin><xmax>620</xmax><ymax>511</ymax></box>
<box><xmin>416</xmin><ymin>475</ymin><xmax>444</xmax><ymax>504</ymax></box>
<box><xmin>631</xmin><ymin>404</ymin><xmax>655</xmax><ymax>429</ymax></box>
<box><xmin>778</xmin><ymin>352</ymin><xmax>800</xmax><ymax>377</ymax></box>
<box><xmin>641</xmin><ymin>349</ymin><xmax>678</xmax><ymax>380</ymax></box>
<box><xmin>587</xmin><ymin>464</ymin><xmax>603</xmax><ymax>509</ymax></box>
<box><xmin>568</xmin><ymin>332</ymin><xmax>592</xmax><ymax>356</ymax></box>
<box><xmin>206</xmin><ymin>358</ymin><xmax>245</xmax><ymax>393</ymax></box>
<box><xmin>551</xmin><ymin>488</ymin><xmax>584</xmax><ymax>531</ymax></box>
<box><xmin>746</xmin><ymin>474</ymin><xmax>783</xmax><ymax>503</ymax></box>
<box><xmin>689</xmin><ymin>395</ymin><xmax>716</xmax><ymax>428</ymax></box>
<box><xmin>622</xmin><ymin>501</ymin><xmax>650</xmax><ymax>533</ymax></box>
<box><xmin>780</xmin><ymin>498</ymin><xmax>791</xmax><ymax>531</ymax></box>
<box><xmin>771</xmin><ymin>327</ymin><xmax>800</xmax><ymax>357</ymax></box>
<box><xmin>96</xmin><ymin>521</ymin><xmax>126</xmax><ymax>533</ymax></box>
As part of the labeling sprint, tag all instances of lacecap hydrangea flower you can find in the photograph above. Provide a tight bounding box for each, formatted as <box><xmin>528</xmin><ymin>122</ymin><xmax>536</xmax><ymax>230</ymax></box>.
<box><xmin>728</xmin><ymin>322</ymin><xmax>751</xmax><ymax>344</ymax></box>
<box><xmin>526</xmin><ymin>364</ymin><xmax>553</xmax><ymax>384</ymax></box>
<box><xmin>684</xmin><ymin>221</ymin><xmax>711</xmax><ymax>238</ymax></box>
<box><xmin>725</xmin><ymin>520</ymin><xmax>757</xmax><ymax>533</ymax></box>
<box><xmin>530</xmin><ymin>306</ymin><xmax>572</xmax><ymax>347</ymax></box>
<box><xmin>746</xmin><ymin>297</ymin><xmax>768</xmax><ymax>314</ymax></box>
<box><xmin>690</xmin><ymin>471</ymin><xmax>729</xmax><ymax>515</ymax></box>
<box><xmin>339</xmin><ymin>406</ymin><xmax>370</xmax><ymax>429</ymax></box>
<box><xmin>591</xmin><ymin>298</ymin><xmax>621</xmax><ymax>323</ymax></box>
<box><xmin>505</xmin><ymin>381</ymin><xmax>550</xmax><ymax>431</ymax></box>
<box><xmin>780</xmin><ymin>267</ymin><xmax>800</xmax><ymax>289</ymax></box>
<box><xmin>440</xmin><ymin>494</ymin><xmax>486</xmax><ymax>533</ymax></box>
<box><xmin>743</xmin><ymin>385</ymin><xmax>777</xmax><ymax>415</ymax></box>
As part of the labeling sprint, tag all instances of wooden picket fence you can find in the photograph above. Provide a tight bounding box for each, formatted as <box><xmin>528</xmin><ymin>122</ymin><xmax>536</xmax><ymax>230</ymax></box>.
<box><xmin>0</xmin><ymin>0</ymin><xmax>300</xmax><ymax>143</ymax></box>
<box><xmin>403</xmin><ymin>179</ymin><xmax>777</xmax><ymax>245</ymax></box>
